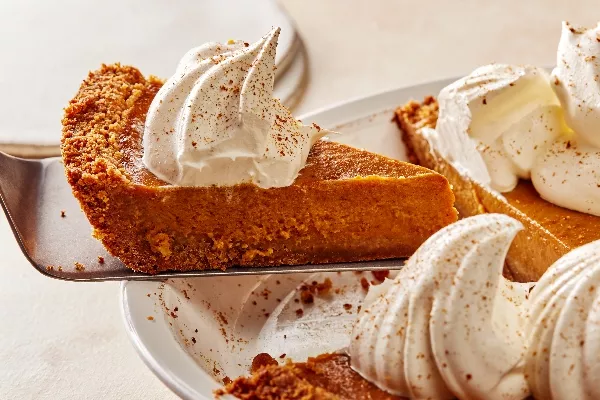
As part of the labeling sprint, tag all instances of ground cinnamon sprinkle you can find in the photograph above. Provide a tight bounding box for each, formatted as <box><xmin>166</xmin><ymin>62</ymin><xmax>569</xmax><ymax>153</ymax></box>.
<box><xmin>299</xmin><ymin>278</ymin><xmax>333</xmax><ymax>304</ymax></box>
<box><xmin>217</xmin><ymin>353</ymin><xmax>383</xmax><ymax>399</ymax></box>
<box><xmin>360</xmin><ymin>277</ymin><xmax>370</xmax><ymax>290</ymax></box>
<box><xmin>371</xmin><ymin>270</ymin><xmax>390</xmax><ymax>282</ymax></box>
<box><xmin>300</xmin><ymin>291</ymin><xmax>314</xmax><ymax>304</ymax></box>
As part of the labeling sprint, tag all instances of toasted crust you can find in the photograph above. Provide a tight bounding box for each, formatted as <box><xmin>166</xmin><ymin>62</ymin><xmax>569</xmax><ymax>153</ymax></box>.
<box><xmin>217</xmin><ymin>354</ymin><xmax>399</xmax><ymax>400</ymax></box>
<box><xmin>395</xmin><ymin>97</ymin><xmax>600</xmax><ymax>281</ymax></box>
<box><xmin>61</xmin><ymin>65</ymin><xmax>457</xmax><ymax>273</ymax></box>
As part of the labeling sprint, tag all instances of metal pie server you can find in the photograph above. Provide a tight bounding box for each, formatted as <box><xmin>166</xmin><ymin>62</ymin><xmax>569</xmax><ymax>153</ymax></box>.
<box><xmin>0</xmin><ymin>151</ymin><xmax>406</xmax><ymax>282</ymax></box>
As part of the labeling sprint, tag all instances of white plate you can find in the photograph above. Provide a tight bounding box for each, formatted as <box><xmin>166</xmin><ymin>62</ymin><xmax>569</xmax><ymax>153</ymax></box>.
<box><xmin>121</xmin><ymin>78</ymin><xmax>455</xmax><ymax>399</ymax></box>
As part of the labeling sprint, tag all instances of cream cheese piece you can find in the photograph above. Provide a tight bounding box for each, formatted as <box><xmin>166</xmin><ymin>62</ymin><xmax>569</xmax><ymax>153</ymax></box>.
<box><xmin>142</xmin><ymin>28</ymin><xmax>328</xmax><ymax>188</ymax></box>
<box><xmin>349</xmin><ymin>214</ymin><xmax>531</xmax><ymax>400</ymax></box>
<box><xmin>526</xmin><ymin>240</ymin><xmax>600</xmax><ymax>400</ymax></box>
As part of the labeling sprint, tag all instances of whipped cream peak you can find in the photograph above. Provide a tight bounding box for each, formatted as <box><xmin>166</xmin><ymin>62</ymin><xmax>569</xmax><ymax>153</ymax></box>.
<box><xmin>552</xmin><ymin>21</ymin><xmax>600</xmax><ymax>148</ymax></box>
<box><xmin>142</xmin><ymin>27</ymin><xmax>329</xmax><ymax>188</ymax></box>
<box><xmin>350</xmin><ymin>214</ymin><xmax>531</xmax><ymax>400</ymax></box>
<box><xmin>526</xmin><ymin>240</ymin><xmax>600</xmax><ymax>400</ymax></box>
<box><xmin>432</xmin><ymin>63</ymin><xmax>567</xmax><ymax>192</ymax></box>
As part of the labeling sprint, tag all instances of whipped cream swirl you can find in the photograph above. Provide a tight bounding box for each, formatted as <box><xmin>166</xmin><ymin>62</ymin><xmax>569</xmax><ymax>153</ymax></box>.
<box><xmin>349</xmin><ymin>214</ymin><xmax>531</xmax><ymax>400</ymax></box>
<box><xmin>526</xmin><ymin>240</ymin><xmax>600</xmax><ymax>400</ymax></box>
<box><xmin>143</xmin><ymin>28</ymin><xmax>328</xmax><ymax>188</ymax></box>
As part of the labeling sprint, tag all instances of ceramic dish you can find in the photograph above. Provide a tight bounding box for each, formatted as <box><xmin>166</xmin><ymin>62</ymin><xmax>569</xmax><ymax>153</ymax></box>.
<box><xmin>121</xmin><ymin>78</ymin><xmax>455</xmax><ymax>399</ymax></box>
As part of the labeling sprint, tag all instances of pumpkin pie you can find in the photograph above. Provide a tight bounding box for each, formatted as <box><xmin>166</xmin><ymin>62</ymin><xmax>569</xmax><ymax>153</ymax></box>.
<box><xmin>60</xmin><ymin>65</ymin><xmax>457</xmax><ymax>274</ymax></box>
<box><xmin>395</xmin><ymin>96</ymin><xmax>600</xmax><ymax>281</ymax></box>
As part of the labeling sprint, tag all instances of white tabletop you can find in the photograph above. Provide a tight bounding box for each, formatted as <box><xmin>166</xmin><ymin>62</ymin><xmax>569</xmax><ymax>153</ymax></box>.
<box><xmin>1</xmin><ymin>1</ymin><xmax>596</xmax><ymax>398</ymax></box>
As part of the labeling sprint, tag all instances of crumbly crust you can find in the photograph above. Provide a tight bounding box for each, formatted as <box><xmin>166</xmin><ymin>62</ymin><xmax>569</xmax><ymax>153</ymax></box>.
<box><xmin>61</xmin><ymin>64</ymin><xmax>457</xmax><ymax>274</ymax></box>
<box><xmin>395</xmin><ymin>96</ymin><xmax>438</xmax><ymax>164</ymax></box>
<box><xmin>217</xmin><ymin>354</ymin><xmax>398</xmax><ymax>400</ymax></box>
<box><xmin>62</xmin><ymin>64</ymin><xmax>158</xmax><ymax>185</ymax></box>
<box><xmin>395</xmin><ymin>97</ymin><xmax>600</xmax><ymax>281</ymax></box>
<box><xmin>216</xmin><ymin>362</ymin><xmax>337</xmax><ymax>400</ymax></box>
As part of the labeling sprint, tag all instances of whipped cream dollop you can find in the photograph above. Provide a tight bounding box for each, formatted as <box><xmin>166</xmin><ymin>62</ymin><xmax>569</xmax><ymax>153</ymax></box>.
<box><xmin>526</xmin><ymin>240</ymin><xmax>600</xmax><ymax>400</ymax></box>
<box><xmin>531</xmin><ymin>21</ymin><xmax>600</xmax><ymax>216</ymax></box>
<box><xmin>429</xmin><ymin>64</ymin><xmax>566</xmax><ymax>192</ymax></box>
<box><xmin>142</xmin><ymin>28</ymin><xmax>328</xmax><ymax>188</ymax></box>
<box><xmin>531</xmin><ymin>137</ymin><xmax>600</xmax><ymax>217</ymax></box>
<box><xmin>552</xmin><ymin>22</ymin><xmax>600</xmax><ymax>148</ymax></box>
<box><xmin>349</xmin><ymin>214</ymin><xmax>531</xmax><ymax>400</ymax></box>
<box><xmin>425</xmin><ymin>21</ymin><xmax>600</xmax><ymax>216</ymax></box>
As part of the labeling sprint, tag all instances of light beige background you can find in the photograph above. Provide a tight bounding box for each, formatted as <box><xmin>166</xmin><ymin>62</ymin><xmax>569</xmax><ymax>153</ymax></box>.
<box><xmin>289</xmin><ymin>0</ymin><xmax>598</xmax><ymax>114</ymax></box>
<box><xmin>1</xmin><ymin>1</ymin><xmax>596</xmax><ymax>399</ymax></box>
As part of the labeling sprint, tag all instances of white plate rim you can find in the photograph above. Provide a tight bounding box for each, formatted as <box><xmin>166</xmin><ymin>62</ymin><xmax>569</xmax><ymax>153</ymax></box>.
<box><xmin>121</xmin><ymin>282</ymin><xmax>205</xmax><ymax>400</ymax></box>
<box><xmin>120</xmin><ymin>76</ymin><xmax>457</xmax><ymax>399</ymax></box>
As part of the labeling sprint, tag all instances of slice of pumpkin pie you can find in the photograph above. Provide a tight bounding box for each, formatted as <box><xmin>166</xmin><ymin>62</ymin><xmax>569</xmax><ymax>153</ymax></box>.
<box><xmin>61</xmin><ymin>28</ymin><xmax>456</xmax><ymax>273</ymax></box>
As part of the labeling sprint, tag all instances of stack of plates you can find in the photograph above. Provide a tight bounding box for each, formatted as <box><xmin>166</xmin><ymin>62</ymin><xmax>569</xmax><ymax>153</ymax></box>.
<box><xmin>0</xmin><ymin>0</ymin><xmax>306</xmax><ymax>157</ymax></box>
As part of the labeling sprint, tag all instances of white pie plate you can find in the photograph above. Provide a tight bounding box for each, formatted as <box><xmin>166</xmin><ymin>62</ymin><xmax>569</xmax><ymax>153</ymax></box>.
<box><xmin>121</xmin><ymin>78</ymin><xmax>455</xmax><ymax>399</ymax></box>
